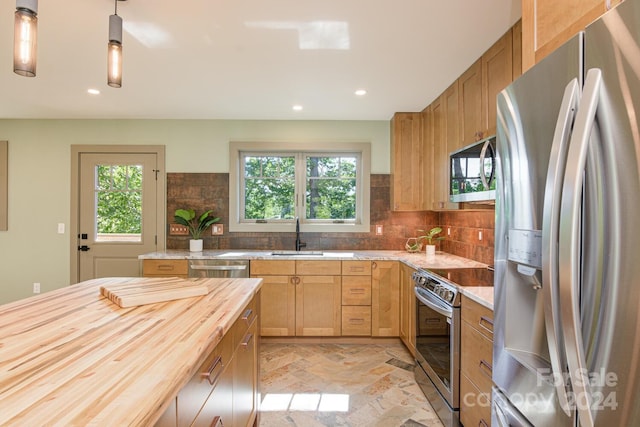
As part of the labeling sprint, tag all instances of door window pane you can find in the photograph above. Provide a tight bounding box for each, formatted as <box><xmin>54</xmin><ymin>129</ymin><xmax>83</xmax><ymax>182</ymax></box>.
<box><xmin>95</xmin><ymin>164</ymin><xmax>142</xmax><ymax>242</ymax></box>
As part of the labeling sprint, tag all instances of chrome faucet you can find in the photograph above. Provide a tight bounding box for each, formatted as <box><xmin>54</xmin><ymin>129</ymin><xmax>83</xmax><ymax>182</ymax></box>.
<box><xmin>295</xmin><ymin>217</ymin><xmax>306</xmax><ymax>251</ymax></box>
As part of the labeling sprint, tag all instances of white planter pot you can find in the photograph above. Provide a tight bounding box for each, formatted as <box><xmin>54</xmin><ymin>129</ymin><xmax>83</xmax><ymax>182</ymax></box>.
<box><xmin>190</xmin><ymin>239</ymin><xmax>203</xmax><ymax>252</ymax></box>
<box><xmin>425</xmin><ymin>245</ymin><xmax>436</xmax><ymax>256</ymax></box>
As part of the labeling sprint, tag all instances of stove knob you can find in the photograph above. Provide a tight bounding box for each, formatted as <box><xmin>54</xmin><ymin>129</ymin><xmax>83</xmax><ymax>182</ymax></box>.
<box><xmin>445</xmin><ymin>290</ymin><xmax>454</xmax><ymax>301</ymax></box>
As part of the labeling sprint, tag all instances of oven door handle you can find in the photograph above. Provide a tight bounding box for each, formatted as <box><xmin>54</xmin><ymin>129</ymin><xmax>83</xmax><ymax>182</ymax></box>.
<box><xmin>414</xmin><ymin>287</ymin><xmax>453</xmax><ymax>318</ymax></box>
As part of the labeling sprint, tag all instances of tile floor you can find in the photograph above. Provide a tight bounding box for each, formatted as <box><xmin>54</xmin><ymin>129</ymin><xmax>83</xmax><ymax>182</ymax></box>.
<box><xmin>259</xmin><ymin>342</ymin><xmax>444</xmax><ymax>427</ymax></box>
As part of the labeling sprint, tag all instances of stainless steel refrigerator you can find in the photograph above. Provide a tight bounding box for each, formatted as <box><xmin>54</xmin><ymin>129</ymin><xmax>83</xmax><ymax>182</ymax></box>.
<box><xmin>493</xmin><ymin>0</ymin><xmax>640</xmax><ymax>425</ymax></box>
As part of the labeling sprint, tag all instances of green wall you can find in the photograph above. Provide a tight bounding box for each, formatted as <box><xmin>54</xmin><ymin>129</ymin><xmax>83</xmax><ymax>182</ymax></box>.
<box><xmin>0</xmin><ymin>119</ymin><xmax>390</xmax><ymax>304</ymax></box>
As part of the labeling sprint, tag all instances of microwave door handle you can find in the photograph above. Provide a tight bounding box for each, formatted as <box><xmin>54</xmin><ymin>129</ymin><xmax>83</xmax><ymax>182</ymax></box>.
<box><xmin>479</xmin><ymin>139</ymin><xmax>490</xmax><ymax>190</ymax></box>
<box><xmin>487</xmin><ymin>141</ymin><xmax>496</xmax><ymax>187</ymax></box>
<box><xmin>541</xmin><ymin>77</ymin><xmax>581</xmax><ymax>417</ymax></box>
<box><xmin>559</xmin><ymin>68</ymin><xmax>602</xmax><ymax>427</ymax></box>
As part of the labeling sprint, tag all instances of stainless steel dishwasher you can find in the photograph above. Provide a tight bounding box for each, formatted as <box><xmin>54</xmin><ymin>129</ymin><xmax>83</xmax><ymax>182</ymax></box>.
<box><xmin>188</xmin><ymin>259</ymin><xmax>250</xmax><ymax>278</ymax></box>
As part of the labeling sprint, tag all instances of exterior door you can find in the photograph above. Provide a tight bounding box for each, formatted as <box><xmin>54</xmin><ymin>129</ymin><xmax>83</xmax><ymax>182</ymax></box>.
<box><xmin>77</xmin><ymin>152</ymin><xmax>160</xmax><ymax>282</ymax></box>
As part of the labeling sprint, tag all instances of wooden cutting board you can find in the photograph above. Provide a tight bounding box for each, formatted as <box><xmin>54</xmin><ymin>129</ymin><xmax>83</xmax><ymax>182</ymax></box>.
<box><xmin>100</xmin><ymin>277</ymin><xmax>215</xmax><ymax>308</ymax></box>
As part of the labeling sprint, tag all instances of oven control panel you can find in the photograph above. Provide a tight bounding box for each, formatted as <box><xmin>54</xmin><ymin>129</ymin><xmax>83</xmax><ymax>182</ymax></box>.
<box><xmin>412</xmin><ymin>270</ymin><xmax>459</xmax><ymax>306</ymax></box>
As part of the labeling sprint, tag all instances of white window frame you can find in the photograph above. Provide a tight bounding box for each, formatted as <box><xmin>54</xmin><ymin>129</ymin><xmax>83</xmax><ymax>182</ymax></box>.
<box><xmin>229</xmin><ymin>141</ymin><xmax>370</xmax><ymax>233</ymax></box>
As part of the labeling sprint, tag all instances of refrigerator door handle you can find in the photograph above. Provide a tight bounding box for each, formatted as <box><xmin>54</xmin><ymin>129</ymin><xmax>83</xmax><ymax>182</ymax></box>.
<box><xmin>559</xmin><ymin>68</ymin><xmax>603</xmax><ymax>427</ymax></box>
<box><xmin>541</xmin><ymin>77</ymin><xmax>581</xmax><ymax>416</ymax></box>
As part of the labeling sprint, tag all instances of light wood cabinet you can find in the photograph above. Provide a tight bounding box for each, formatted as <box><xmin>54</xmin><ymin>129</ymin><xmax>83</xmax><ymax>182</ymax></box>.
<box><xmin>295</xmin><ymin>274</ymin><xmax>342</xmax><ymax>336</ymax></box>
<box><xmin>522</xmin><ymin>0</ymin><xmax>620</xmax><ymax>71</ymax></box>
<box><xmin>252</xmin><ymin>260</ymin><xmax>341</xmax><ymax>337</ymax></box>
<box><xmin>341</xmin><ymin>260</ymin><xmax>372</xmax><ymax>336</ymax></box>
<box><xmin>163</xmin><ymin>293</ymin><xmax>260</xmax><ymax>427</ymax></box>
<box><xmin>390</xmin><ymin>112</ymin><xmax>427</xmax><ymax>211</ymax></box>
<box><xmin>482</xmin><ymin>28</ymin><xmax>513</xmax><ymax>138</ymax></box>
<box><xmin>459</xmin><ymin>59</ymin><xmax>484</xmax><ymax>147</ymax></box>
<box><xmin>431</xmin><ymin>83</ymin><xmax>460</xmax><ymax>210</ymax></box>
<box><xmin>512</xmin><ymin>19</ymin><xmax>523</xmax><ymax>81</ymax></box>
<box><xmin>460</xmin><ymin>295</ymin><xmax>494</xmax><ymax>427</ymax></box>
<box><xmin>399</xmin><ymin>263</ymin><xmax>416</xmax><ymax>356</ymax></box>
<box><xmin>371</xmin><ymin>261</ymin><xmax>399</xmax><ymax>337</ymax></box>
<box><xmin>252</xmin><ymin>260</ymin><xmax>295</xmax><ymax>336</ymax></box>
<box><xmin>142</xmin><ymin>259</ymin><xmax>188</xmax><ymax>278</ymax></box>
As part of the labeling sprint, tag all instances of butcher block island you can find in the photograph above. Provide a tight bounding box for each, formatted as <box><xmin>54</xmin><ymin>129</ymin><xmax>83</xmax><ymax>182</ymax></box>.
<box><xmin>0</xmin><ymin>276</ymin><xmax>262</xmax><ymax>427</ymax></box>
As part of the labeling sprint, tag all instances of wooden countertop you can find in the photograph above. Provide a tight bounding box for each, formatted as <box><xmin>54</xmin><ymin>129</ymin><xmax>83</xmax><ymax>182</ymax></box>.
<box><xmin>0</xmin><ymin>277</ymin><xmax>262</xmax><ymax>426</ymax></box>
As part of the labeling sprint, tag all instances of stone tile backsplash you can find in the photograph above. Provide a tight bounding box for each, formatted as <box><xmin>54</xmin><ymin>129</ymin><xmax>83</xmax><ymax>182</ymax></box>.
<box><xmin>166</xmin><ymin>173</ymin><xmax>494</xmax><ymax>265</ymax></box>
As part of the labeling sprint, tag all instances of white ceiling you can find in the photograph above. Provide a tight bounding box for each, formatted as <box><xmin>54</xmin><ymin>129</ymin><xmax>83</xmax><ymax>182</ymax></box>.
<box><xmin>0</xmin><ymin>0</ymin><xmax>521</xmax><ymax>121</ymax></box>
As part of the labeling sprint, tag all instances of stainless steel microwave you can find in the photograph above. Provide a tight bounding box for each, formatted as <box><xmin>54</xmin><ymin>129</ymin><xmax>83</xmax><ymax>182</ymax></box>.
<box><xmin>449</xmin><ymin>136</ymin><xmax>496</xmax><ymax>203</ymax></box>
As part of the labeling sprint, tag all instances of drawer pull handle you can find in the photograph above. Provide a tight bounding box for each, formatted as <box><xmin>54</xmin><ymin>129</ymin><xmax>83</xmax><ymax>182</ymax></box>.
<box><xmin>157</xmin><ymin>265</ymin><xmax>175</xmax><ymax>271</ymax></box>
<box><xmin>479</xmin><ymin>419</ymin><xmax>489</xmax><ymax>427</ymax></box>
<box><xmin>242</xmin><ymin>308</ymin><xmax>255</xmax><ymax>324</ymax></box>
<box><xmin>240</xmin><ymin>333</ymin><xmax>254</xmax><ymax>348</ymax></box>
<box><xmin>479</xmin><ymin>315</ymin><xmax>494</xmax><ymax>333</ymax></box>
<box><xmin>210</xmin><ymin>416</ymin><xmax>224</xmax><ymax>427</ymax></box>
<box><xmin>350</xmin><ymin>288</ymin><xmax>366</xmax><ymax>294</ymax></box>
<box><xmin>349</xmin><ymin>318</ymin><xmax>365</xmax><ymax>324</ymax></box>
<box><xmin>349</xmin><ymin>267</ymin><xmax>365</xmax><ymax>272</ymax></box>
<box><xmin>203</xmin><ymin>355</ymin><xmax>223</xmax><ymax>385</ymax></box>
<box><xmin>479</xmin><ymin>359</ymin><xmax>493</xmax><ymax>378</ymax></box>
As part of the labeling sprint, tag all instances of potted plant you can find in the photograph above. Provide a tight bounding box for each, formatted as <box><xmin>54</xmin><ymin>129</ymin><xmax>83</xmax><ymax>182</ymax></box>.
<box><xmin>418</xmin><ymin>227</ymin><xmax>444</xmax><ymax>256</ymax></box>
<box><xmin>174</xmin><ymin>209</ymin><xmax>220</xmax><ymax>252</ymax></box>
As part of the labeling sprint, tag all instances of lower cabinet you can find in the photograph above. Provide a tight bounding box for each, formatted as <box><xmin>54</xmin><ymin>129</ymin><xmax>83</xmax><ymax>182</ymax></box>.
<box><xmin>156</xmin><ymin>293</ymin><xmax>260</xmax><ymax>427</ymax></box>
<box><xmin>460</xmin><ymin>295</ymin><xmax>494</xmax><ymax>427</ymax></box>
<box><xmin>142</xmin><ymin>259</ymin><xmax>188</xmax><ymax>278</ymax></box>
<box><xmin>252</xmin><ymin>260</ymin><xmax>342</xmax><ymax>337</ymax></box>
<box><xmin>253</xmin><ymin>260</ymin><xmax>400</xmax><ymax>338</ymax></box>
<box><xmin>371</xmin><ymin>261</ymin><xmax>400</xmax><ymax>337</ymax></box>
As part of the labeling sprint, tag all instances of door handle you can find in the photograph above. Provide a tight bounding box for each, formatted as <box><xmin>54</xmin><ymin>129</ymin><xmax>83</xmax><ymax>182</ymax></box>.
<box><xmin>78</xmin><ymin>245</ymin><xmax>91</xmax><ymax>251</ymax></box>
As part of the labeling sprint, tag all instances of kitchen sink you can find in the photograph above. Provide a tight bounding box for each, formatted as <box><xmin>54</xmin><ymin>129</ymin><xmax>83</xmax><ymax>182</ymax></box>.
<box><xmin>270</xmin><ymin>250</ymin><xmax>324</xmax><ymax>256</ymax></box>
<box><xmin>269</xmin><ymin>251</ymin><xmax>355</xmax><ymax>257</ymax></box>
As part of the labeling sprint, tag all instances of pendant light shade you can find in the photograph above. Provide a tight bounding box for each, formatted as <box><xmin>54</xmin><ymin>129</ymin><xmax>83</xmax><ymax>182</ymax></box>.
<box><xmin>13</xmin><ymin>0</ymin><xmax>38</xmax><ymax>77</ymax></box>
<box><xmin>107</xmin><ymin>12</ymin><xmax>123</xmax><ymax>88</ymax></box>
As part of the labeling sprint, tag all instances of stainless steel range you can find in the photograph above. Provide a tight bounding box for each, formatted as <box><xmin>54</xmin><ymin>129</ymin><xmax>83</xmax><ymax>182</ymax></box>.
<box><xmin>412</xmin><ymin>267</ymin><xmax>493</xmax><ymax>427</ymax></box>
<box><xmin>412</xmin><ymin>269</ymin><xmax>461</xmax><ymax>427</ymax></box>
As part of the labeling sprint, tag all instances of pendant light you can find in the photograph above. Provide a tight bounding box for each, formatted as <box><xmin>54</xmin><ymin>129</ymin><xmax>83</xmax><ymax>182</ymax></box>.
<box><xmin>107</xmin><ymin>0</ymin><xmax>123</xmax><ymax>88</ymax></box>
<box><xmin>13</xmin><ymin>0</ymin><xmax>38</xmax><ymax>77</ymax></box>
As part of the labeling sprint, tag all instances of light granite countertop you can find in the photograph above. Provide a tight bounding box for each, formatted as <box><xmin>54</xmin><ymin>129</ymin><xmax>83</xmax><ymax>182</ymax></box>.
<box><xmin>140</xmin><ymin>249</ymin><xmax>494</xmax><ymax>309</ymax></box>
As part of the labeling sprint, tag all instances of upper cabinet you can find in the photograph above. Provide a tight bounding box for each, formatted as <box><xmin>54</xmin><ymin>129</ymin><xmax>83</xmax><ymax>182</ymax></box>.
<box><xmin>390</xmin><ymin>112</ymin><xmax>427</xmax><ymax>211</ymax></box>
<box><xmin>522</xmin><ymin>0</ymin><xmax>621</xmax><ymax>71</ymax></box>
<box><xmin>482</xmin><ymin>28</ymin><xmax>513</xmax><ymax>138</ymax></box>
<box><xmin>431</xmin><ymin>83</ymin><xmax>461</xmax><ymax>210</ymax></box>
<box><xmin>459</xmin><ymin>59</ymin><xmax>484</xmax><ymax>147</ymax></box>
<box><xmin>393</xmin><ymin>20</ymin><xmax>521</xmax><ymax>211</ymax></box>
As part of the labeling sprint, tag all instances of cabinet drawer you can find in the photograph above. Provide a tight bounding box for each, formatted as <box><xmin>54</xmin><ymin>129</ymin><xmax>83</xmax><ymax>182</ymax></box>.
<box><xmin>341</xmin><ymin>260</ymin><xmax>371</xmax><ymax>276</ymax></box>
<box><xmin>143</xmin><ymin>259</ymin><xmax>188</xmax><ymax>276</ymax></box>
<box><xmin>296</xmin><ymin>260</ymin><xmax>341</xmax><ymax>275</ymax></box>
<box><xmin>461</xmin><ymin>320</ymin><xmax>493</xmax><ymax>394</ymax></box>
<box><xmin>462</xmin><ymin>295</ymin><xmax>494</xmax><ymax>340</ymax></box>
<box><xmin>233</xmin><ymin>295</ymin><xmax>258</xmax><ymax>348</ymax></box>
<box><xmin>460</xmin><ymin>373</ymin><xmax>492</xmax><ymax>427</ymax></box>
<box><xmin>341</xmin><ymin>306</ymin><xmax>371</xmax><ymax>336</ymax></box>
<box><xmin>341</xmin><ymin>276</ymin><xmax>371</xmax><ymax>305</ymax></box>
<box><xmin>177</xmin><ymin>332</ymin><xmax>233</xmax><ymax>426</ymax></box>
<box><xmin>251</xmin><ymin>260</ymin><xmax>295</xmax><ymax>276</ymax></box>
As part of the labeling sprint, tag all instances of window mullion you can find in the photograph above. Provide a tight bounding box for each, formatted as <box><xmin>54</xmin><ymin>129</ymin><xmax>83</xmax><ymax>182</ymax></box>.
<box><xmin>295</xmin><ymin>153</ymin><xmax>305</xmax><ymax>222</ymax></box>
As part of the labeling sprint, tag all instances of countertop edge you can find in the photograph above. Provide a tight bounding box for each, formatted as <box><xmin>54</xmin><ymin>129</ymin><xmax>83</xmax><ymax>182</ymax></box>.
<box><xmin>139</xmin><ymin>250</ymin><xmax>493</xmax><ymax>307</ymax></box>
<box><xmin>459</xmin><ymin>287</ymin><xmax>494</xmax><ymax>310</ymax></box>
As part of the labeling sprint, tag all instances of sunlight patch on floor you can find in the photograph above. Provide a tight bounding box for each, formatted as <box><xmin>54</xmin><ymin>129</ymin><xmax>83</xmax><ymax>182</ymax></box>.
<box><xmin>261</xmin><ymin>393</ymin><xmax>350</xmax><ymax>412</ymax></box>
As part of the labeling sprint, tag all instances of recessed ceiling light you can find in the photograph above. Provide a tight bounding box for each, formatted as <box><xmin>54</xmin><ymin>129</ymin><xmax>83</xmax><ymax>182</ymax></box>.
<box><xmin>87</xmin><ymin>88</ymin><xmax>101</xmax><ymax>95</ymax></box>
<box><xmin>292</xmin><ymin>105</ymin><xmax>303</xmax><ymax>111</ymax></box>
<box><xmin>355</xmin><ymin>89</ymin><xmax>367</xmax><ymax>96</ymax></box>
